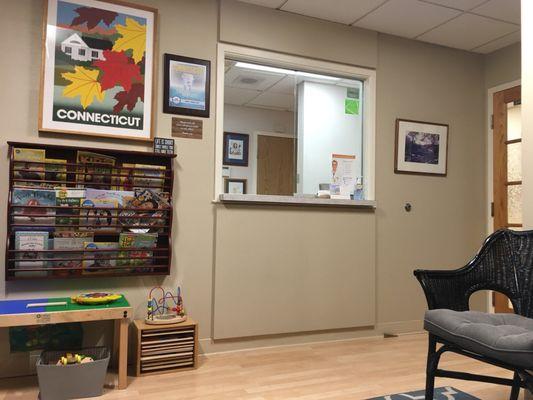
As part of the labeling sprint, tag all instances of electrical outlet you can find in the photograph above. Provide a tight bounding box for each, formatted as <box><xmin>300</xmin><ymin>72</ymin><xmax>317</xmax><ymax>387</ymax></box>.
<box><xmin>29</xmin><ymin>350</ymin><xmax>41</xmax><ymax>373</ymax></box>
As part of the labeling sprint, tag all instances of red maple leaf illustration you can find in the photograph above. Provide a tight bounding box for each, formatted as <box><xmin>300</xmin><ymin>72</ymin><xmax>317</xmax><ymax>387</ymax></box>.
<box><xmin>71</xmin><ymin>7</ymin><xmax>118</xmax><ymax>29</ymax></box>
<box><xmin>113</xmin><ymin>83</ymin><xmax>144</xmax><ymax>114</ymax></box>
<box><xmin>93</xmin><ymin>50</ymin><xmax>142</xmax><ymax>92</ymax></box>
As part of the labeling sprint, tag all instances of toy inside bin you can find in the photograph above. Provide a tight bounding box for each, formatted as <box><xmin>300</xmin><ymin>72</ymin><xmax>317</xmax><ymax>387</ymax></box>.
<box><xmin>37</xmin><ymin>346</ymin><xmax>110</xmax><ymax>400</ymax></box>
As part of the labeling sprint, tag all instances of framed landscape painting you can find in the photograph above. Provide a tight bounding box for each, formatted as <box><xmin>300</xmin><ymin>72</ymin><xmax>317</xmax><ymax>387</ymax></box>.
<box><xmin>394</xmin><ymin>119</ymin><xmax>449</xmax><ymax>176</ymax></box>
<box><xmin>39</xmin><ymin>0</ymin><xmax>157</xmax><ymax>141</ymax></box>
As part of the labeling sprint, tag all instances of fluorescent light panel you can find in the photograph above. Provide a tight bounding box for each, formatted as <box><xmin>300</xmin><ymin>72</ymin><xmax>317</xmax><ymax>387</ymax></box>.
<box><xmin>297</xmin><ymin>71</ymin><xmax>340</xmax><ymax>81</ymax></box>
<box><xmin>234</xmin><ymin>61</ymin><xmax>340</xmax><ymax>81</ymax></box>
<box><xmin>234</xmin><ymin>62</ymin><xmax>295</xmax><ymax>75</ymax></box>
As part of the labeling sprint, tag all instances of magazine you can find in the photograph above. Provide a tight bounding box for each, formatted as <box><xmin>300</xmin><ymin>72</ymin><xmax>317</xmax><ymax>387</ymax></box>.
<box><xmin>53</xmin><ymin>231</ymin><xmax>94</xmax><ymax>275</ymax></box>
<box><xmin>80</xmin><ymin>198</ymin><xmax>118</xmax><ymax>231</ymax></box>
<box><xmin>118</xmin><ymin>163</ymin><xmax>135</xmax><ymax>191</ymax></box>
<box><xmin>44</xmin><ymin>158</ymin><xmax>67</xmax><ymax>187</ymax></box>
<box><xmin>55</xmin><ymin>188</ymin><xmax>84</xmax><ymax>228</ymax></box>
<box><xmin>76</xmin><ymin>151</ymin><xmax>116</xmax><ymax>189</ymax></box>
<box><xmin>82</xmin><ymin>241</ymin><xmax>119</xmax><ymax>274</ymax></box>
<box><xmin>12</xmin><ymin>188</ymin><xmax>56</xmax><ymax>226</ymax></box>
<box><xmin>15</xmin><ymin>231</ymin><xmax>48</xmax><ymax>277</ymax></box>
<box><xmin>133</xmin><ymin>164</ymin><xmax>166</xmax><ymax>190</ymax></box>
<box><xmin>117</xmin><ymin>232</ymin><xmax>158</xmax><ymax>268</ymax></box>
<box><xmin>120</xmin><ymin>189</ymin><xmax>170</xmax><ymax>232</ymax></box>
<box><xmin>13</xmin><ymin>148</ymin><xmax>45</xmax><ymax>187</ymax></box>
<box><xmin>85</xmin><ymin>188</ymin><xmax>134</xmax><ymax>207</ymax></box>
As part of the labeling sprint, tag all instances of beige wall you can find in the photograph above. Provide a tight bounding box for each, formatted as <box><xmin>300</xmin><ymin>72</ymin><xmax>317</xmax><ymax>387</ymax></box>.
<box><xmin>484</xmin><ymin>42</ymin><xmax>521</xmax><ymax>90</ymax></box>
<box><xmin>0</xmin><ymin>0</ymin><xmax>496</xmax><ymax>377</ymax></box>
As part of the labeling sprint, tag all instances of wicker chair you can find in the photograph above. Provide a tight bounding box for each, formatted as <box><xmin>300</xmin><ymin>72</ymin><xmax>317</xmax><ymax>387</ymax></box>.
<box><xmin>414</xmin><ymin>229</ymin><xmax>533</xmax><ymax>400</ymax></box>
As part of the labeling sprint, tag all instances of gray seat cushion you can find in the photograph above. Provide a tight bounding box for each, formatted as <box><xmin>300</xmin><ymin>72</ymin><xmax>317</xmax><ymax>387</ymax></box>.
<box><xmin>424</xmin><ymin>310</ymin><xmax>533</xmax><ymax>369</ymax></box>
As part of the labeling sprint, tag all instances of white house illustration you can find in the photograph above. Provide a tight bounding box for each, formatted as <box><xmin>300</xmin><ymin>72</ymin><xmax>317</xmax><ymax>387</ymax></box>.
<box><xmin>60</xmin><ymin>33</ymin><xmax>112</xmax><ymax>62</ymax></box>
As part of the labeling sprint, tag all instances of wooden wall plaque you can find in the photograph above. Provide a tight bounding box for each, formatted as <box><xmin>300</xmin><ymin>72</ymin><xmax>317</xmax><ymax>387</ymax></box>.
<box><xmin>172</xmin><ymin>118</ymin><xmax>203</xmax><ymax>139</ymax></box>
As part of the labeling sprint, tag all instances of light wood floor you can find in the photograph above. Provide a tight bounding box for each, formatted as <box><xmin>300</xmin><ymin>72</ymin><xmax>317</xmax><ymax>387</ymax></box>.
<box><xmin>0</xmin><ymin>333</ymin><xmax>521</xmax><ymax>400</ymax></box>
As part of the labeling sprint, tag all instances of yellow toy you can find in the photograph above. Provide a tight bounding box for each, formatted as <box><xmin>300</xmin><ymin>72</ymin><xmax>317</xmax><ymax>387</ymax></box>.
<box><xmin>57</xmin><ymin>353</ymin><xmax>94</xmax><ymax>365</ymax></box>
<box><xmin>71</xmin><ymin>292</ymin><xmax>122</xmax><ymax>305</ymax></box>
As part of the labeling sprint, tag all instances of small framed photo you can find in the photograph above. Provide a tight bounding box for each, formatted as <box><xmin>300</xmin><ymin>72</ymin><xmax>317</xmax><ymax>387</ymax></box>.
<box><xmin>224</xmin><ymin>178</ymin><xmax>247</xmax><ymax>194</ymax></box>
<box><xmin>163</xmin><ymin>53</ymin><xmax>210</xmax><ymax>118</ymax></box>
<box><xmin>395</xmin><ymin>119</ymin><xmax>449</xmax><ymax>176</ymax></box>
<box><xmin>223</xmin><ymin>132</ymin><xmax>249</xmax><ymax>166</ymax></box>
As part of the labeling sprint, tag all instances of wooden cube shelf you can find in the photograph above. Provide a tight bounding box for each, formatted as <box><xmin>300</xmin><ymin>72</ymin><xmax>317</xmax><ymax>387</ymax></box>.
<box><xmin>133</xmin><ymin>319</ymin><xmax>198</xmax><ymax>376</ymax></box>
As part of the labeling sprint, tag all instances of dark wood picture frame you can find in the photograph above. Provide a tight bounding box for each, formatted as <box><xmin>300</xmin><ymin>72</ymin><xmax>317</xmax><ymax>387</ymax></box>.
<box><xmin>163</xmin><ymin>53</ymin><xmax>211</xmax><ymax>118</ymax></box>
<box><xmin>224</xmin><ymin>178</ymin><xmax>247</xmax><ymax>194</ymax></box>
<box><xmin>223</xmin><ymin>132</ymin><xmax>249</xmax><ymax>167</ymax></box>
<box><xmin>394</xmin><ymin>118</ymin><xmax>449</xmax><ymax>177</ymax></box>
<box><xmin>39</xmin><ymin>0</ymin><xmax>158</xmax><ymax>142</ymax></box>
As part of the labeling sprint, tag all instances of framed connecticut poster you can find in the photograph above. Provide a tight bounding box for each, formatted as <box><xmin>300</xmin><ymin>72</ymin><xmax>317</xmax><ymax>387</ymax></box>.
<box><xmin>39</xmin><ymin>0</ymin><xmax>157</xmax><ymax>141</ymax></box>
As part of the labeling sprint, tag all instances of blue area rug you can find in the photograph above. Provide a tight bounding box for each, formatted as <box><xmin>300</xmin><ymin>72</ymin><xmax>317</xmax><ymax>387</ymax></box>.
<box><xmin>368</xmin><ymin>387</ymin><xmax>480</xmax><ymax>400</ymax></box>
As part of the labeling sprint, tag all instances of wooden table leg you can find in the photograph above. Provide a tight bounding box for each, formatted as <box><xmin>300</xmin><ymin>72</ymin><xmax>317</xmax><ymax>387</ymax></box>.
<box><xmin>111</xmin><ymin>319</ymin><xmax>120</xmax><ymax>369</ymax></box>
<box><xmin>116</xmin><ymin>318</ymin><xmax>129</xmax><ymax>390</ymax></box>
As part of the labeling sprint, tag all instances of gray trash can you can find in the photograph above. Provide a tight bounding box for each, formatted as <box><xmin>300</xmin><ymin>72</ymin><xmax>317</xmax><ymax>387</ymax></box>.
<box><xmin>36</xmin><ymin>346</ymin><xmax>110</xmax><ymax>400</ymax></box>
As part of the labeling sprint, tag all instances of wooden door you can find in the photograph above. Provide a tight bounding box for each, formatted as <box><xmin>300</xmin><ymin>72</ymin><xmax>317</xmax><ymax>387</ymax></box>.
<box><xmin>257</xmin><ymin>135</ymin><xmax>294</xmax><ymax>195</ymax></box>
<box><xmin>493</xmin><ymin>85</ymin><xmax>521</xmax><ymax>313</ymax></box>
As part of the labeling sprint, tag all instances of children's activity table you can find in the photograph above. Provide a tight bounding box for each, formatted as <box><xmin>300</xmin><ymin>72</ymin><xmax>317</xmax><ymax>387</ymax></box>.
<box><xmin>0</xmin><ymin>295</ymin><xmax>131</xmax><ymax>390</ymax></box>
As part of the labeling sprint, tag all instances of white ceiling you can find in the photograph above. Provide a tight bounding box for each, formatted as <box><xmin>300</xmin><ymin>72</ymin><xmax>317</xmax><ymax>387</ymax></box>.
<box><xmin>224</xmin><ymin>61</ymin><xmax>297</xmax><ymax>111</ymax></box>
<box><xmin>224</xmin><ymin>61</ymin><xmax>361</xmax><ymax>112</ymax></box>
<box><xmin>238</xmin><ymin>0</ymin><xmax>520</xmax><ymax>54</ymax></box>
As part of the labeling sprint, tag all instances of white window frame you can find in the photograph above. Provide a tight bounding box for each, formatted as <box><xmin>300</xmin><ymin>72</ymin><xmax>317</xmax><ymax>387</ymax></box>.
<box><xmin>214</xmin><ymin>43</ymin><xmax>376</xmax><ymax>202</ymax></box>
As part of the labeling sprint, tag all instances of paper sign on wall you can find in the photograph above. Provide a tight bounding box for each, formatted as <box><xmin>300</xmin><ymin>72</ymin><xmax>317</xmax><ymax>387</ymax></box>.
<box><xmin>345</xmin><ymin>99</ymin><xmax>359</xmax><ymax>115</ymax></box>
<box><xmin>331</xmin><ymin>154</ymin><xmax>356</xmax><ymax>199</ymax></box>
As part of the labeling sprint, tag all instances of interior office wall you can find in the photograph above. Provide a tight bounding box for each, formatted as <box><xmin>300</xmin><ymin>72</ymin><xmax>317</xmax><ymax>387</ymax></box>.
<box><xmin>0</xmin><ymin>0</ymin><xmax>219</xmax><ymax>377</ymax></box>
<box><xmin>0</xmin><ymin>0</ymin><xmax>495</xmax><ymax>377</ymax></box>
<box><xmin>297</xmin><ymin>81</ymin><xmax>363</xmax><ymax>194</ymax></box>
<box><xmin>223</xmin><ymin>104</ymin><xmax>294</xmax><ymax>194</ymax></box>
<box><xmin>375</xmin><ymin>35</ymin><xmax>486</xmax><ymax>324</ymax></box>
<box><xmin>218</xmin><ymin>0</ymin><xmax>487</xmax><ymax>334</ymax></box>
<box><xmin>484</xmin><ymin>42</ymin><xmax>521</xmax><ymax>90</ymax></box>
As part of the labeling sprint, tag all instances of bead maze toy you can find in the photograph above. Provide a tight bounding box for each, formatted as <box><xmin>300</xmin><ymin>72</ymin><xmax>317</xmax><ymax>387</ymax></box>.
<box><xmin>145</xmin><ymin>286</ymin><xmax>186</xmax><ymax>325</ymax></box>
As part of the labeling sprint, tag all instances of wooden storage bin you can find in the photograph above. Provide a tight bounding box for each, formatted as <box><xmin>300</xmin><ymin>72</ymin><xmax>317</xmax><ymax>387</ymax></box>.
<box><xmin>133</xmin><ymin>319</ymin><xmax>198</xmax><ymax>376</ymax></box>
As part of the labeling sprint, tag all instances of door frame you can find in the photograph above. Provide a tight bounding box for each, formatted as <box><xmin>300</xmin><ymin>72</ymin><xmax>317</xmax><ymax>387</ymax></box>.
<box><xmin>486</xmin><ymin>79</ymin><xmax>521</xmax><ymax>313</ymax></box>
<box><xmin>252</xmin><ymin>130</ymin><xmax>295</xmax><ymax>195</ymax></box>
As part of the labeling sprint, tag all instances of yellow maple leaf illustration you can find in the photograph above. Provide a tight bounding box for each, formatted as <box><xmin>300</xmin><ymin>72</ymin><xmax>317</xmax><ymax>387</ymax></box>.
<box><xmin>113</xmin><ymin>17</ymin><xmax>146</xmax><ymax>64</ymax></box>
<box><xmin>61</xmin><ymin>66</ymin><xmax>105</xmax><ymax>109</ymax></box>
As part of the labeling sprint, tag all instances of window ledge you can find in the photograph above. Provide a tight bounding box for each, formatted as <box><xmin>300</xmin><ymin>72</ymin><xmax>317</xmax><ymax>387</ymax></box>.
<box><xmin>217</xmin><ymin>194</ymin><xmax>376</xmax><ymax>208</ymax></box>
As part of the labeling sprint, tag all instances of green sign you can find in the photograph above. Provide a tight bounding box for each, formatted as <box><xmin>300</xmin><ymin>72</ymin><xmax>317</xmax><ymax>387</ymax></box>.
<box><xmin>345</xmin><ymin>99</ymin><xmax>359</xmax><ymax>115</ymax></box>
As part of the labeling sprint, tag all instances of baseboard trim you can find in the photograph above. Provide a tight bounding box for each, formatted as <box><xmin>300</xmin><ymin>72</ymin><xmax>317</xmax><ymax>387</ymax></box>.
<box><xmin>198</xmin><ymin>319</ymin><xmax>424</xmax><ymax>355</ymax></box>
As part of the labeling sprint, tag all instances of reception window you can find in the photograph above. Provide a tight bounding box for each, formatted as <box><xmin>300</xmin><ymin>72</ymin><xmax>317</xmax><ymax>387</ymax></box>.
<box><xmin>216</xmin><ymin>45</ymin><xmax>376</xmax><ymax>204</ymax></box>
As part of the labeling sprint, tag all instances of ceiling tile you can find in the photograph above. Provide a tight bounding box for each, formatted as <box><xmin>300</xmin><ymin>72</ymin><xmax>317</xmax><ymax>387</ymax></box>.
<box><xmin>471</xmin><ymin>30</ymin><xmax>521</xmax><ymax>53</ymax></box>
<box><xmin>248</xmin><ymin>92</ymin><xmax>295</xmax><ymax>111</ymax></box>
<box><xmin>269</xmin><ymin>76</ymin><xmax>296</xmax><ymax>95</ymax></box>
<box><xmin>421</xmin><ymin>0</ymin><xmax>488</xmax><ymax>11</ymax></box>
<box><xmin>353</xmin><ymin>0</ymin><xmax>460</xmax><ymax>39</ymax></box>
<box><xmin>418</xmin><ymin>13</ymin><xmax>518</xmax><ymax>50</ymax></box>
<box><xmin>225</xmin><ymin>67</ymin><xmax>285</xmax><ymax>91</ymax></box>
<box><xmin>224</xmin><ymin>87</ymin><xmax>261</xmax><ymax>106</ymax></box>
<box><xmin>281</xmin><ymin>0</ymin><xmax>386</xmax><ymax>25</ymax></box>
<box><xmin>237</xmin><ymin>0</ymin><xmax>286</xmax><ymax>8</ymax></box>
<box><xmin>470</xmin><ymin>0</ymin><xmax>520</xmax><ymax>24</ymax></box>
